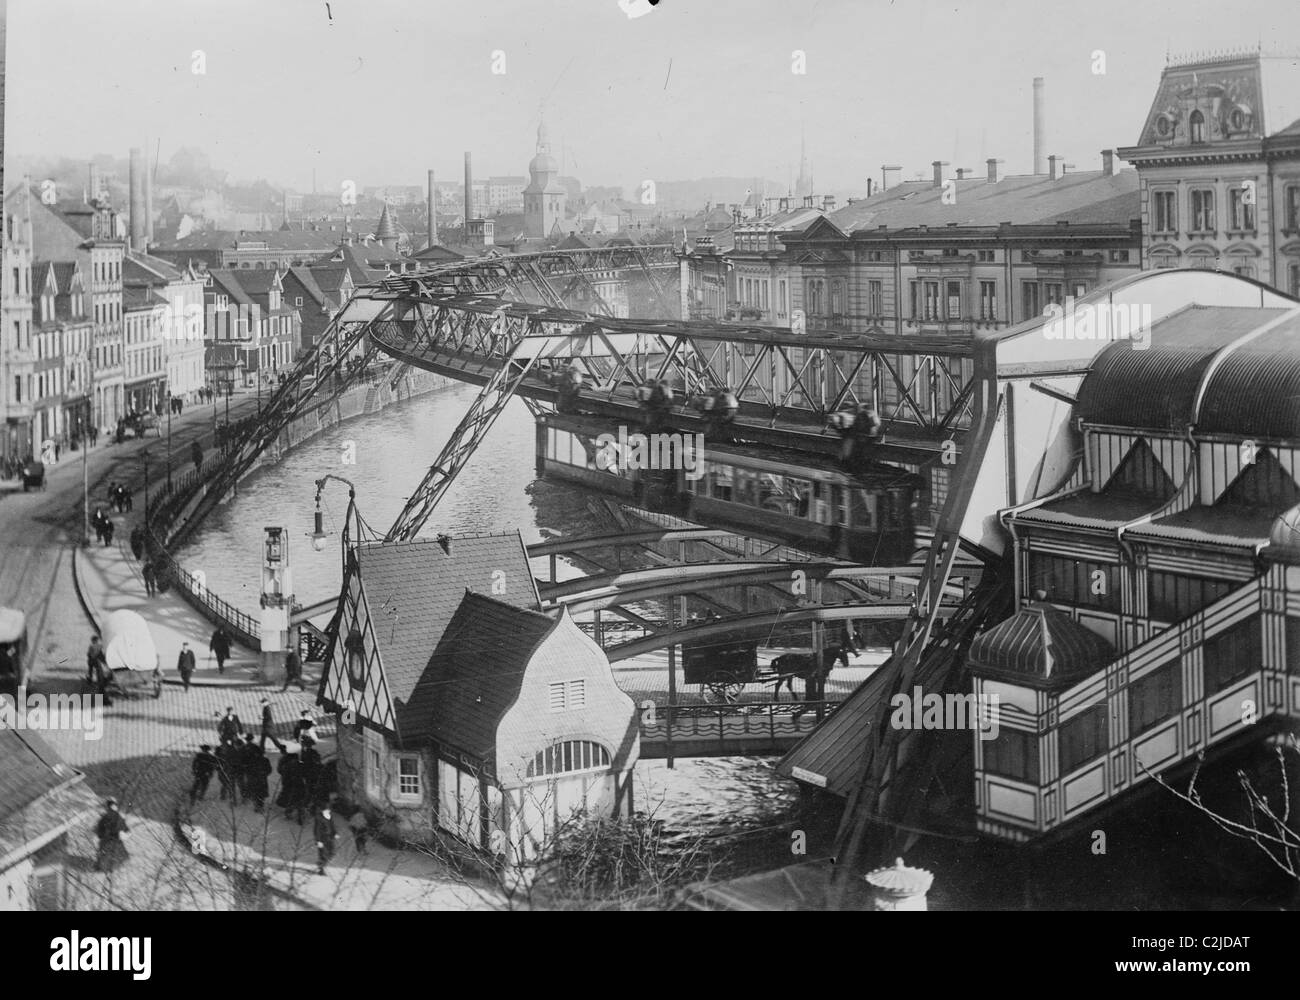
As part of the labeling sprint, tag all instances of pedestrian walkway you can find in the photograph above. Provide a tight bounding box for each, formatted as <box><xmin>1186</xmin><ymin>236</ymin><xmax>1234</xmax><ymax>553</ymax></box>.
<box><xmin>182</xmin><ymin>795</ymin><xmax>499</xmax><ymax>910</ymax></box>
<box><xmin>74</xmin><ymin>519</ymin><xmax>322</xmax><ymax>691</ymax></box>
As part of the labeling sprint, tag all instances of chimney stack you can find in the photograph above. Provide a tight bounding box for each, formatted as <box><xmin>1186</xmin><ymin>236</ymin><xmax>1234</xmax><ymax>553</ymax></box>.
<box><xmin>1048</xmin><ymin>154</ymin><xmax>1058</xmax><ymax>180</ymax></box>
<box><xmin>822</xmin><ymin>195</ymin><xmax>835</xmax><ymax>211</ymax></box>
<box><xmin>802</xmin><ymin>195</ymin><xmax>814</xmax><ymax>209</ymax></box>
<box><xmin>866</xmin><ymin>178</ymin><xmax>874</xmax><ymax>197</ymax></box>
<box><xmin>881</xmin><ymin>165</ymin><xmax>902</xmax><ymax>191</ymax></box>
<box><xmin>1101</xmin><ymin>149</ymin><xmax>1115</xmax><ymax>177</ymax></box>
<box><xmin>955</xmin><ymin>168</ymin><xmax>967</xmax><ymax>180</ymax></box>
<box><xmin>145</xmin><ymin>147</ymin><xmax>154</xmax><ymax>247</ymax></box>
<box><xmin>464</xmin><ymin>152</ymin><xmax>473</xmax><ymax>230</ymax></box>
<box><xmin>88</xmin><ymin>163</ymin><xmax>100</xmax><ymax>204</ymax></box>
<box><xmin>129</xmin><ymin>147</ymin><xmax>146</xmax><ymax>252</ymax></box>
<box><xmin>427</xmin><ymin>169</ymin><xmax>437</xmax><ymax>246</ymax></box>
<box><xmin>986</xmin><ymin>158</ymin><xmax>1002</xmax><ymax>183</ymax></box>
<box><xmin>932</xmin><ymin>161</ymin><xmax>949</xmax><ymax>188</ymax></box>
<box><xmin>1033</xmin><ymin>77</ymin><xmax>1046</xmax><ymax>175</ymax></box>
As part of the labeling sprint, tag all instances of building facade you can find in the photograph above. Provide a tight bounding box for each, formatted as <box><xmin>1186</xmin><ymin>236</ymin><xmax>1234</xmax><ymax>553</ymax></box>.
<box><xmin>2</xmin><ymin>188</ymin><xmax>35</xmax><ymax>463</ymax></box>
<box><xmin>1118</xmin><ymin>51</ymin><xmax>1300</xmax><ymax>293</ymax></box>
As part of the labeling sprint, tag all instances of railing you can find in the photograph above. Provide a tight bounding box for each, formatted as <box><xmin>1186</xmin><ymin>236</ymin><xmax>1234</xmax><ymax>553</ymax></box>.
<box><xmin>639</xmin><ymin>700</ymin><xmax>841</xmax><ymax>756</ymax></box>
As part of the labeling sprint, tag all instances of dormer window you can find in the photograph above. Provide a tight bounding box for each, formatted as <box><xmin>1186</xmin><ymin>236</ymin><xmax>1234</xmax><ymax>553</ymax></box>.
<box><xmin>1189</xmin><ymin>110</ymin><xmax>1206</xmax><ymax>144</ymax></box>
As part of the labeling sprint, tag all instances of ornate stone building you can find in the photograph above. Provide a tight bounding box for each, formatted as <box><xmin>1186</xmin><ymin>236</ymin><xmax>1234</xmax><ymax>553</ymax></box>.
<box><xmin>1118</xmin><ymin>50</ymin><xmax>1300</xmax><ymax>293</ymax></box>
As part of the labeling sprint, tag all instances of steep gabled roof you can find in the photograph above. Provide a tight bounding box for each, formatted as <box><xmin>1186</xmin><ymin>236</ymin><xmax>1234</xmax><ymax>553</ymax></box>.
<box><xmin>410</xmin><ymin>591</ymin><xmax>558</xmax><ymax>754</ymax></box>
<box><xmin>353</xmin><ymin>534</ymin><xmax>541</xmax><ymax>737</ymax></box>
<box><xmin>0</xmin><ymin>729</ymin><xmax>99</xmax><ymax>870</ymax></box>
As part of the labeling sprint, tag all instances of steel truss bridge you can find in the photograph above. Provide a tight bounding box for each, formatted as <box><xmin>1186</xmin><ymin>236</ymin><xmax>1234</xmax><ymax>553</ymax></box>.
<box><xmin>183</xmin><ymin>242</ymin><xmax>1004</xmax><ymax>890</ymax></box>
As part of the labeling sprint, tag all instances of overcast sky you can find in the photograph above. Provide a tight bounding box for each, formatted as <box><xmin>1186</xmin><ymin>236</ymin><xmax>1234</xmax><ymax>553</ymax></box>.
<box><xmin>7</xmin><ymin>0</ymin><xmax>1298</xmax><ymax>197</ymax></box>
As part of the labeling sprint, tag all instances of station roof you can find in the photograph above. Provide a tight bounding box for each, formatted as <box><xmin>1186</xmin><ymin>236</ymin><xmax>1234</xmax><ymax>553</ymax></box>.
<box><xmin>1075</xmin><ymin>304</ymin><xmax>1300</xmax><ymax>438</ymax></box>
<box><xmin>0</xmin><ymin>730</ymin><xmax>99</xmax><ymax>870</ymax></box>
<box><xmin>352</xmin><ymin>534</ymin><xmax>541</xmax><ymax>741</ymax></box>
<box><xmin>968</xmin><ymin>602</ymin><xmax>1114</xmax><ymax>687</ymax></box>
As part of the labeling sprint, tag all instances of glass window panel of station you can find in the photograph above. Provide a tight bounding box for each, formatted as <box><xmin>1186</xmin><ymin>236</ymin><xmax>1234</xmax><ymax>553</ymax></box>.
<box><xmin>710</xmin><ymin>462</ymin><xmax>734</xmax><ymax>501</ymax></box>
<box><xmin>1127</xmin><ymin>660</ymin><xmax>1181</xmax><ymax>737</ymax></box>
<box><xmin>982</xmin><ymin>729</ymin><xmax>1039</xmax><ymax>784</ymax></box>
<box><xmin>1059</xmin><ymin>703</ymin><xmax>1109</xmax><ymax>775</ymax></box>
<box><xmin>1203</xmin><ymin>615</ymin><xmax>1262</xmax><ymax>693</ymax></box>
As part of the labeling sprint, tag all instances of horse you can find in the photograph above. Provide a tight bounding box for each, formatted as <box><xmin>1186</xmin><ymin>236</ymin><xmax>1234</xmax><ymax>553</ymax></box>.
<box><xmin>767</xmin><ymin>644</ymin><xmax>850</xmax><ymax>702</ymax></box>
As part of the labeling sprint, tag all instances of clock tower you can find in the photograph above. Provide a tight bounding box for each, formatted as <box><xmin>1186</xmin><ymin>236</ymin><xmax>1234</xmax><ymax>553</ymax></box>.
<box><xmin>524</xmin><ymin>118</ymin><xmax>566</xmax><ymax>239</ymax></box>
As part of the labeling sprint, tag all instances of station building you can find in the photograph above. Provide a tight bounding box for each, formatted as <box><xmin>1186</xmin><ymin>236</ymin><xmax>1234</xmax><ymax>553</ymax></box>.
<box><xmin>319</xmin><ymin>533</ymin><xmax>639</xmax><ymax>864</ymax></box>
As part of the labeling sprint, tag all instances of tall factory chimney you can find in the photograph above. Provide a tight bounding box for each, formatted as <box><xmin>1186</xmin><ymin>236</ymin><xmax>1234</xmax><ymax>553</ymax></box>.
<box><xmin>145</xmin><ymin>145</ymin><xmax>154</xmax><ymax>247</ymax></box>
<box><xmin>464</xmin><ymin>152</ymin><xmax>473</xmax><ymax>231</ymax></box>
<box><xmin>427</xmin><ymin>169</ymin><xmax>437</xmax><ymax>246</ymax></box>
<box><xmin>129</xmin><ymin>147</ymin><xmax>146</xmax><ymax>251</ymax></box>
<box><xmin>1033</xmin><ymin>77</ymin><xmax>1046</xmax><ymax>175</ymax></box>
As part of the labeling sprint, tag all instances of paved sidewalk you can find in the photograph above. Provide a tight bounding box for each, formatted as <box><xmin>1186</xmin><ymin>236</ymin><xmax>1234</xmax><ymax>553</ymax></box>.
<box><xmin>182</xmin><ymin>795</ymin><xmax>500</xmax><ymax>910</ymax></box>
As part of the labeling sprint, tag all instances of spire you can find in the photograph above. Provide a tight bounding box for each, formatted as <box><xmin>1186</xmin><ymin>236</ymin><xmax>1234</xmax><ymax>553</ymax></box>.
<box><xmin>537</xmin><ymin>116</ymin><xmax>551</xmax><ymax>155</ymax></box>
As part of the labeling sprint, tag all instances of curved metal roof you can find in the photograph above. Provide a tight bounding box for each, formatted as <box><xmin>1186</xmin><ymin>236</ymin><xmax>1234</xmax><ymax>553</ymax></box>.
<box><xmin>1076</xmin><ymin>305</ymin><xmax>1300</xmax><ymax>437</ymax></box>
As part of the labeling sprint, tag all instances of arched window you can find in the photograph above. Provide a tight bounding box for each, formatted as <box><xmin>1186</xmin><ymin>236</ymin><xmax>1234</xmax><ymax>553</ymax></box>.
<box><xmin>1189</xmin><ymin>110</ymin><xmax>1206</xmax><ymax>143</ymax></box>
<box><xmin>525</xmin><ymin>740</ymin><xmax>611</xmax><ymax>778</ymax></box>
<box><xmin>831</xmin><ymin>280</ymin><xmax>844</xmax><ymax>316</ymax></box>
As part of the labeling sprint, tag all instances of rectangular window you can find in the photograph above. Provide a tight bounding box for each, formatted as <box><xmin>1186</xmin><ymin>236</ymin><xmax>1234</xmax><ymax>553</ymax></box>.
<box><xmin>1044</xmin><ymin>283</ymin><xmax>1063</xmax><ymax>306</ymax></box>
<box><xmin>1071</xmin><ymin>283</ymin><xmax>1087</xmax><ymax>299</ymax></box>
<box><xmin>367</xmin><ymin>747</ymin><xmax>382</xmax><ymax>796</ymax></box>
<box><xmin>1285</xmin><ymin>186</ymin><xmax>1300</xmax><ymax>232</ymax></box>
<box><xmin>923</xmin><ymin>281</ymin><xmax>940</xmax><ymax>320</ymax></box>
<box><xmin>1291</xmin><ymin>264</ymin><xmax>1300</xmax><ymax>299</ymax></box>
<box><xmin>868</xmin><ymin>280</ymin><xmax>882</xmax><ymax>316</ymax></box>
<box><xmin>1190</xmin><ymin>188</ymin><xmax>1215</xmax><ymax>232</ymax></box>
<box><xmin>1228</xmin><ymin>187</ymin><xmax>1255</xmax><ymax>231</ymax></box>
<box><xmin>1021</xmin><ymin>282</ymin><xmax>1040</xmax><ymax>319</ymax></box>
<box><xmin>945</xmin><ymin>280</ymin><xmax>961</xmax><ymax>319</ymax></box>
<box><xmin>1128</xmin><ymin>660</ymin><xmax>1182</xmax><ymax>736</ymax></box>
<box><xmin>909</xmin><ymin>280</ymin><xmax>918</xmax><ymax>319</ymax></box>
<box><xmin>1286</xmin><ymin>617</ymin><xmax>1300</xmax><ymax>675</ymax></box>
<box><xmin>982</xmin><ymin>729</ymin><xmax>1039</xmax><ymax>783</ymax></box>
<box><xmin>1059</xmin><ymin>703</ymin><xmax>1109</xmax><ymax>774</ymax></box>
<box><xmin>397</xmin><ymin>756</ymin><xmax>421</xmax><ymax>798</ymax></box>
<box><xmin>778</xmin><ymin>280</ymin><xmax>787</xmax><ymax>317</ymax></box>
<box><xmin>1203</xmin><ymin>616</ymin><xmax>1262</xmax><ymax>693</ymax></box>
<box><xmin>1147</xmin><ymin>571</ymin><xmax>1232</xmax><ymax>623</ymax></box>
<box><xmin>1153</xmin><ymin>190</ymin><xmax>1177</xmax><ymax>233</ymax></box>
<box><xmin>1109</xmin><ymin>249</ymin><xmax>1131</xmax><ymax>263</ymax></box>
<box><xmin>977</xmin><ymin>250</ymin><xmax>994</xmax><ymax>262</ymax></box>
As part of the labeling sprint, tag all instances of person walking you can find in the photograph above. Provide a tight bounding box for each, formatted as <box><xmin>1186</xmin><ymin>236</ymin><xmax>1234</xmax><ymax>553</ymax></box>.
<box><xmin>314</xmin><ymin>804</ymin><xmax>338</xmax><ymax>876</ymax></box>
<box><xmin>142</xmin><ymin>560</ymin><xmax>157</xmax><ymax>597</ymax></box>
<box><xmin>177</xmin><ymin>642</ymin><xmax>196</xmax><ymax>690</ymax></box>
<box><xmin>299</xmin><ymin>737</ymin><xmax>323</xmax><ymax>810</ymax></box>
<box><xmin>243</xmin><ymin>736</ymin><xmax>272</xmax><ymax>813</ymax></box>
<box><xmin>209</xmin><ymin>627</ymin><xmax>232</xmax><ymax>675</ymax></box>
<box><xmin>189</xmin><ymin>744</ymin><xmax>218</xmax><ymax>805</ymax></box>
<box><xmin>259</xmin><ymin>698</ymin><xmax>285</xmax><ymax>752</ymax></box>
<box><xmin>217</xmin><ymin>705</ymin><xmax>242</xmax><ymax>746</ymax></box>
<box><xmin>86</xmin><ymin>634</ymin><xmax>106</xmax><ymax>686</ymax></box>
<box><xmin>102</xmin><ymin>518</ymin><xmax>115</xmax><ymax>547</ymax></box>
<box><xmin>129</xmin><ymin>526</ymin><xmax>144</xmax><ymax>561</ymax></box>
<box><xmin>94</xmin><ymin>799</ymin><xmax>130</xmax><ymax>873</ymax></box>
<box><xmin>190</xmin><ymin>439</ymin><xmax>203</xmax><ymax>475</ymax></box>
<box><xmin>281</xmin><ymin>648</ymin><xmax>305</xmax><ymax>692</ymax></box>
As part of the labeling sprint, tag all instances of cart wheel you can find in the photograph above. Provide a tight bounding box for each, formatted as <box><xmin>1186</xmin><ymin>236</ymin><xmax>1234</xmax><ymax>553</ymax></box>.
<box><xmin>704</xmin><ymin>673</ymin><xmax>744</xmax><ymax>705</ymax></box>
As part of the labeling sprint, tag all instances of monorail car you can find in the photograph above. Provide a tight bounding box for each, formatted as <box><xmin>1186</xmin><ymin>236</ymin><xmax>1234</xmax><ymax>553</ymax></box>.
<box><xmin>537</xmin><ymin>413</ymin><xmax>926</xmax><ymax>565</ymax></box>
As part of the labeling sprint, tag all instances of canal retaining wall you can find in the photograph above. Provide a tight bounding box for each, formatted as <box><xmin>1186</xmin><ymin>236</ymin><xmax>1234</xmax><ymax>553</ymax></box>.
<box><xmin>146</xmin><ymin>367</ymin><xmax>455</xmax><ymax>648</ymax></box>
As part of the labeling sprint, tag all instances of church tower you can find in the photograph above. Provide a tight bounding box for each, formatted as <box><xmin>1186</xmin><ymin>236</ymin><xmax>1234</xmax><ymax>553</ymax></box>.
<box><xmin>524</xmin><ymin>118</ymin><xmax>566</xmax><ymax>238</ymax></box>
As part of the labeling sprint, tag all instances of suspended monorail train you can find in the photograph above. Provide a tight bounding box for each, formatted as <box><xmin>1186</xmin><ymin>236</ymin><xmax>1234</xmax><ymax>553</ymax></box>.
<box><xmin>536</xmin><ymin>412</ymin><xmax>929</xmax><ymax>565</ymax></box>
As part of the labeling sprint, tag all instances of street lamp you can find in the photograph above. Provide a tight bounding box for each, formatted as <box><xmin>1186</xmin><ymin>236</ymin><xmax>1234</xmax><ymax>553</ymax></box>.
<box><xmin>307</xmin><ymin>474</ymin><xmax>365</xmax><ymax>566</ymax></box>
<box><xmin>164</xmin><ymin>380</ymin><xmax>172</xmax><ymax>491</ymax></box>
<box><xmin>141</xmin><ymin>449</ymin><xmax>150</xmax><ymax>518</ymax></box>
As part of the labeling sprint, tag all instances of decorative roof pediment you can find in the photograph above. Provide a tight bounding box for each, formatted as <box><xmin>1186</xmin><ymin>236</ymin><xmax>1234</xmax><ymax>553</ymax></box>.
<box><xmin>799</xmin><ymin>216</ymin><xmax>849</xmax><ymax>241</ymax></box>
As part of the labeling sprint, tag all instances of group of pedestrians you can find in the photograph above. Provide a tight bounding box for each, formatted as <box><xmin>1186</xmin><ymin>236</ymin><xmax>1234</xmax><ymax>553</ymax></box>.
<box><xmin>106</xmin><ymin>480</ymin><xmax>133</xmax><ymax>514</ymax></box>
<box><xmin>188</xmin><ymin>701</ymin><xmax>355</xmax><ymax>876</ymax></box>
<box><xmin>91</xmin><ymin>507</ymin><xmax>116</xmax><ymax>547</ymax></box>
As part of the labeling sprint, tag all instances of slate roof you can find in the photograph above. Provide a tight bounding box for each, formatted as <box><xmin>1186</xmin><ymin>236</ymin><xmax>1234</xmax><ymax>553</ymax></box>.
<box><xmin>353</xmin><ymin>534</ymin><xmax>541</xmax><ymax>738</ymax></box>
<box><xmin>968</xmin><ymin>602</ymin><xmax>1115</xmax><ymax>688</ymax></box>
<box><xmin>0</xmin><ymin>730</ymin><xmax>100</xmax><ymax>868</ymax></box>
<box><xmin>285</xmin><ymin>266</ymin><xmax>327</xmax><ymax>308</ymax></box>
<box><xmin>822</xmin><ymin>169</ymin><xmax>1139</xmax><ymax>233</ymax></box>
<box><xmin>410</xmin><ymin>591</ymin><xmax>558</xmax><ymax>754</ymax></box>
<box><xmin>123</xmin><ymin>251</ymin><xmax>182</xmax><ymax>283</ymax></box>
<box><xmin>154</xmin><ymin>229</ymin><xmax>340</xmax><ymax>253</ymax></box>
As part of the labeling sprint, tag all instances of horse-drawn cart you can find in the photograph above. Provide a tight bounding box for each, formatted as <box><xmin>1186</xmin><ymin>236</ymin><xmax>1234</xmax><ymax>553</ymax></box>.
<box><xmin>100</xmin><ymin>609</ymin><xmax>162</xmax><ymax>699</ymax></box>
<box><xmin>682</xmin><ymin>634</ymin><xmax>849</xmax><ymax>704</ymax></box>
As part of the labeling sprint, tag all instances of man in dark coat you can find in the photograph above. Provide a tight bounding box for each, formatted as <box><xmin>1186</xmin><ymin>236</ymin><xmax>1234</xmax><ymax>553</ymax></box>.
<box><xmin>276</xmin><ymin>750</ymin><xmax>304</xmax><ymax>824</ymax></box>
<box><xmin>190</xmin><ymin>439</ymin><xmax>203</xmax><ymax>475</ymax></box>
<box><xmin>86</xmin><ymin>634</ymin><xmax>106</xmax><ymax>685</ymax></box>
<box><xmin>94</xmin><ymin>799</ymin><xmax>130</xmax><ymax>873</ymax></box>
<box><xmin>177</xmin><ymin>642</ymin><xmax>196</xmax><ymax>690</ymax></box>
<box><xmin>217</xmin><ymin>705</ymin><xmax>242</xmax><ymax>746</ymax></box>
<box><xmin>129</xmin><ymin>526</ymin><xmax>144</xmax><ymax>561</ymax></box>
<box><xmin>214</xmin><ymin>741</ymin><xmax>239</xmax><ymax>803</ymax></box>
<box><xmin>292</xmin><ymin>709</ymin><xmax>315</xmax><ymax>744</ymax></box>
<box><xmin>102</xmin><ymin>518</ymin><xmax>115</xmax><ymax>547</ymax></box>
<box><xmin>314</xmin><ymin>805</ymin><xmax>337</xmax><ymax>876</ymax></box>
<box><xmin>259</xmin><ymin>697</ymin><xmax>285</xmax><ymax>752</ymax></box>
<box><xmin>242</xmin><ymin>736</ymin><xmax>272</xmax><ymax>813</ymax></box>
<box><xmin>190</xmin><ymin>744</ymin><xmax>218</xmax><ymax>805</ymax></box>
<box><xmin>299</xmin><ymin>738</ymin><xmax>323</xmax><ymax>811</ymax></box>
<box><xmin>209</xmin><ymin>628</ymin><xmax>232</xmax><ymax>674</ymax></box>
<box><xmin>142</xmin><ymin>560</ymin><xmax>157</xmax><ymax>597</ymax></box>
<box><xmin>281</xmin><ymin>648</ymin><xmax>304</xmax><ymax>692</ymax></box>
